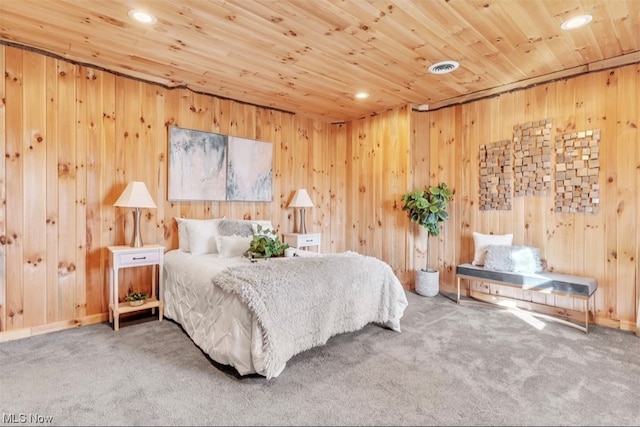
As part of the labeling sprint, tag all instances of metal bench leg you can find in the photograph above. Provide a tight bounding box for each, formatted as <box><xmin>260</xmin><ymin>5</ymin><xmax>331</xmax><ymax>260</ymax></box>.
<box><xmin>584</xmin><ymin>298</ymin><xmax>589</xmax><ymax>334</ymax></box>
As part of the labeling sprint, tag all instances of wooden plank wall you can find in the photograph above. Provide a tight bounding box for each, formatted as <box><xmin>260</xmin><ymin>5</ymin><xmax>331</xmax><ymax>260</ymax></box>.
<box><xmin>342</xmin><ymin>107</ymin><xmax>412</xmax><ymax>285</ymax></box>
<box><xmin>0</xmin><ymin>43</ymin><xmax>638</xmax><ymax>341</ymax></box>
<box><xmin>411</xmin><ymin>63</ymin><xmax>639</xmax><ymax>331</ymax></box>
<box><xmin>0</xmin><ymin>45</ymin><xmax>340</xmax><ymax>340</ymax></box>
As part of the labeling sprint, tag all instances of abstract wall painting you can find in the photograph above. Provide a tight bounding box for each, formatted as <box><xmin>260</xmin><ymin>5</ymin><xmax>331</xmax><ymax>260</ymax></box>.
<box><xmin>226</xmin><ymin>136</ymin><xmax>273</xmax><ymax>201</ymax></box>
<box><xmin>168</xmin><ymin>126</ymin><xmax>227</xmax><ymax>201</ymax></box>
<box><xmin>167</xmin><ymin>126</ymin><xmax>273</xmax><ymax>202</ymax></box>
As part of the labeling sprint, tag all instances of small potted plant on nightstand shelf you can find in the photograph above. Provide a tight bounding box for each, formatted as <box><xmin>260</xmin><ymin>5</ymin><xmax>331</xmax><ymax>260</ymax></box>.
<box><xmin>124</xmin><ymin>291</ymin><xmax>148</xmax><ymax>307</ymax></box>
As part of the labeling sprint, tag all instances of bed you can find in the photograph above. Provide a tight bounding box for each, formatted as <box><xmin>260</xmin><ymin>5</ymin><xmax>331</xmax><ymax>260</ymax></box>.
<box><xmin>162</xmin><ymin>229</ymin><xmax>408</xmax><ymax>379</ymax></box>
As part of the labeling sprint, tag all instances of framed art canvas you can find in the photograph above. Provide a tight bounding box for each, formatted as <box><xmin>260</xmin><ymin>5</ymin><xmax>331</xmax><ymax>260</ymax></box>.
<box><xmin>168</xmin><ymin>126</ymin><xmax>227</xmax><ymax>201</ymax></box>
<box><xmin>226</xmin><ymin>136</ymin><xmax>273</xmax><ymax>201</ymax></box>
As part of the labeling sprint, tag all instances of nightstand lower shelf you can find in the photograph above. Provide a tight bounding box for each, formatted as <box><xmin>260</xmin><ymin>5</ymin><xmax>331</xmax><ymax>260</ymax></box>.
<box><xmin>109</xmin><ymin>297</ymin><xmax>163</xmax><ymax>331</ymax></box>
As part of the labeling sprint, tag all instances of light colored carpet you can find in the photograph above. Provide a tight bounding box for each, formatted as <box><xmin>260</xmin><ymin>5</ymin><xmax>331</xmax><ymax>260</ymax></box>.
<box><xmin>1</xmin><ymin>291</ymin><xmax>640</xmax><ymax>426</ymax></box>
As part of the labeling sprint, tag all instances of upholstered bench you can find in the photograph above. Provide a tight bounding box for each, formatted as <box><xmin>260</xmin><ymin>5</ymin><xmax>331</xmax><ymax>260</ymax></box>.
<box><xmin>455</xmin><ymin>263</ymin><xmax>598</xmax><ymax>333</ymax></box>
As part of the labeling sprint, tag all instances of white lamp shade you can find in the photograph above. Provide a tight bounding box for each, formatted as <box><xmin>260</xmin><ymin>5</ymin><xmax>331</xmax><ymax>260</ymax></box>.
<box><xmin>114</xmin><ymin>181</ymin><xmax>157</xmax><ymax>208</ymax></box>
<box><xmin>288</xmin><ymin>189</ymin><xmax>314</xmax><ymax>208</ymax></box>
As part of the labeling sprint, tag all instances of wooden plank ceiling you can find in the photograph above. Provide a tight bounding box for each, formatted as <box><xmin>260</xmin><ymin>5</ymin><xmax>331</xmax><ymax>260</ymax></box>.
<box><xmin>1</xmin><ymin>0</ymin><xmax>639</xmax><ymax>123</ymax></box>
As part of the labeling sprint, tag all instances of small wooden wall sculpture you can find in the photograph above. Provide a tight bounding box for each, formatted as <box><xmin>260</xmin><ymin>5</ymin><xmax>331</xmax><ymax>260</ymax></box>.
<box><xmin>554</xmin><ymin>129</ymin><xmax>600</xmax><ymax>213</ymax></box>
<box><xmin>479</xmin><ymin>139</ymin><xmax>512</xmax><ymax>210</ymax></box>
<box><xmin>513</xmin><ymin>119</ymin><xmax>553</xmax><ymax>196</ymax></box>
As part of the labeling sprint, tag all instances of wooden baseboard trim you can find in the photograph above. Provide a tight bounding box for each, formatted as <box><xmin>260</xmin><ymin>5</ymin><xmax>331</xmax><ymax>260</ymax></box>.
<box><xmin>0</xmin><ymin>314</ymin><xmax>107</xmax><ymax>343</ymax></box>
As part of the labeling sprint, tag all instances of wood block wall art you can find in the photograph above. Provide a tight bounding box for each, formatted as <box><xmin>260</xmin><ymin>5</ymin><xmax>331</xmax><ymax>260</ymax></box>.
<box><xmin>479</xmin><ymin>139</ymin><xmax>512</xmax><ymax>210</ymax></box>
<box><xmin>554</xmin><ymin>129</ymin><xmax>600</xmax><ymax>213</ymax></box>
<box><xmin>512</xmin><ymin>119</ymin><xmax>553</xmax><ymax>196</ymax></box>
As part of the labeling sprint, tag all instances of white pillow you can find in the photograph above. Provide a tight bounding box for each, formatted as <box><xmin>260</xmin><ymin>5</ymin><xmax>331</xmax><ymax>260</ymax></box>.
<box><xmin>472</xmin><ymin>232</ymin><xmax>514</xmax><ymax>266</ymax></box>
<box><xmin>184</xmin><ymin>218</ymin><xmax>224</xmax><ymax>255</ymax></box>
<box><xmin>484</xmin><ymin>245</ymin><xmax>543</xmax><ymax>273</ymax></box>
<box><xmin>174</xmin><ymin>217</ymin><xmax>190</xmax><ymax>251</ymax></box>
<box><xmin>216</xmin><ymin>235</ymin><xmax>252</xmax><ymax>258</ymax></box>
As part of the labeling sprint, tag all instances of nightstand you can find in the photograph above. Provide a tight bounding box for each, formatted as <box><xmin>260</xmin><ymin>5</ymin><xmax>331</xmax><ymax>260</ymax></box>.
<box><xmin>283</xmin><ymin>233</ymin><xmax>321</xmax><ymax>252</ymax></box>
<box><xmin>108</xmin><ymin>244</ymin><xmax>164</xmax><ymax>331</ymax></box>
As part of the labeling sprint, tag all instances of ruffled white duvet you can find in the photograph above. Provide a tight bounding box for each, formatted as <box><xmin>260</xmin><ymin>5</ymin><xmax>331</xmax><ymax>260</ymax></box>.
<box><xmin>163</xmin><ymin>251</ymin><xmax>276</xmax><ymax>376</ymax></box>
<box><xmin>162</xmin><ymin>249</ymin><xmax>408</xmax><ymax>378</ymax></box>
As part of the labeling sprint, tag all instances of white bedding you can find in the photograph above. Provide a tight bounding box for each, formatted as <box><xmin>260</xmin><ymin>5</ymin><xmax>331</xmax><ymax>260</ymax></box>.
<box><xmin>163</xmin><ymin>251</ymin><xmax>272</xmax><ymax>376</ymax></box>
<box><xmin>163</xmin><ymin>249</ymin><xmax>408</xmax><ymax>378</ymax></box>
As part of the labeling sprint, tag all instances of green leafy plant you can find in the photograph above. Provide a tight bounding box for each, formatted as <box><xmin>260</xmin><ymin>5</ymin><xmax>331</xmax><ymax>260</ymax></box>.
<box><xmin>401</xmin><ymin>182</ymin><xmax>453</xmax><ymax>272</ymax></box>
<box><xmin>124</xmin><ymin>291</ymin><xmax>148</xmax><ymax>302</ymax></box>
<box><xmin>246</xmin><ymin>225</ymin><xmax>289</xmax><ymax>259</ymax></box>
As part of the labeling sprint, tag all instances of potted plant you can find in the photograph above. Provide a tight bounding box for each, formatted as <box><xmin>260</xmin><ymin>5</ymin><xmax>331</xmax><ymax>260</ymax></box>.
<box><xmin>124</xmin><ymin>291</ymin><xmax>148</xmax><ymax>307</ymax></box>
<box><xmin>401</xmin><ymin>182</ymin><xmax>453</xmax><ymax>297</ymax></box>
<box><xmin>246</xmin><ymin>225</ymin><xmax>289</xmax><ymax>259</ymax></box>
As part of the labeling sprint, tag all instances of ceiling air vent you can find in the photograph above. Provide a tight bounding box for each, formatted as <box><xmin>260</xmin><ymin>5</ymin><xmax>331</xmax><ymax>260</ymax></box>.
<box><xmin>428</xmin><ymin>60</ymin><xmax>459</xmax><ymax>75</ymax></box>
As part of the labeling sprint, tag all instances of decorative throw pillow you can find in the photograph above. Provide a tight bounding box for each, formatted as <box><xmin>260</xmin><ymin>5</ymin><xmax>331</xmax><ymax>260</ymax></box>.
<box><xmin>216</xmin><ymin>235</ymin><xmax>253</xmax><ymax>258</ymax></box>
<box><xmin>175</xmin><ymin>217</ymin><xmax>224</xmax><ymax>252</ymax></box>
<box><xmin>484</xmin><ymin>245</ymin><xmax>543</xmax><ymax>273</ymax></box>
<box><xmin>184</xmin><ymin>218</ymin><xmax>224</xmax><ymax>255</ymax></box>
<box><xmin>175</xmin><ymin>217</ymin><xmax>190</xmax><ymax>252</ymax></box>
<box><xmin>217</xmin><ymin>219</ymin><xmax>255</xmax><ymax>237</ymax></box>
<box><xmin>472</xmin><ymin>232</ymin><xmax>514</xmax><ymax>266</ymax></box>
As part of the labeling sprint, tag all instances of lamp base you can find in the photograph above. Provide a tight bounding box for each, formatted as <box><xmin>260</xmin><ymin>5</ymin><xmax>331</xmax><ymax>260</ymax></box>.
<box><xmin>298</xmin><ymin>208</ymin><xmax>307</xmax><ymax>234</ymax></box>
<box><xmin>130</xmin><ymin>208</ymin><xmax>144</xmax><ymax>247</ymax></box>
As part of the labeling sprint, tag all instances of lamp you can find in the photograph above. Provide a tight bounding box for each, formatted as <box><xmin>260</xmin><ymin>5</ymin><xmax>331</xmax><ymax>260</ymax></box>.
<box><xmin>114</xmin><ymin>181</ymin><xmax>157</xmax><ymax>247</ymax></box>
<box><xmin>288</xmin><ymin>189</ymin><xmax>314</xmax><ymax>234</ymax></box>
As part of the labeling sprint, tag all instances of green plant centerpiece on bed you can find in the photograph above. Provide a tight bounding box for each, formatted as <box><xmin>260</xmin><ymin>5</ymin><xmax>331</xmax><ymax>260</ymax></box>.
<box><xmin>246</xmin><ymin>225</ymin><xmax>289</xmax><ymax>259</ymax></box>
<box><xmin>124</xmin><ymin>291</ymin><xmax>148</xmax><ymax>306</ymax></box>
<box><xmin>401</xmin><ymin>182</ymin><xmax>453</xmax><ymax>297</ymax></box>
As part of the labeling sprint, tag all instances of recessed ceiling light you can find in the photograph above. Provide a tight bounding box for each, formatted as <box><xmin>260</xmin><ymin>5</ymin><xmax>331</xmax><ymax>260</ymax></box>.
<box><xmin>428</xmin><ymin>60</ymin><xmax>459</xmax><ymax>75</ymax></box>
<box><xmin>354</xmin><ymin>92</ymin><xmax>369</xmax><ymax>99</ymax></box>
<box><xmin>128</xmin><ymin>9</ymin><xmax>157</xmax><ymax>24</ymax></box>
<box><xmin>561</xmin><ymin>14</ymin><xmax>593</xmax><ymax>30</ymax></box>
